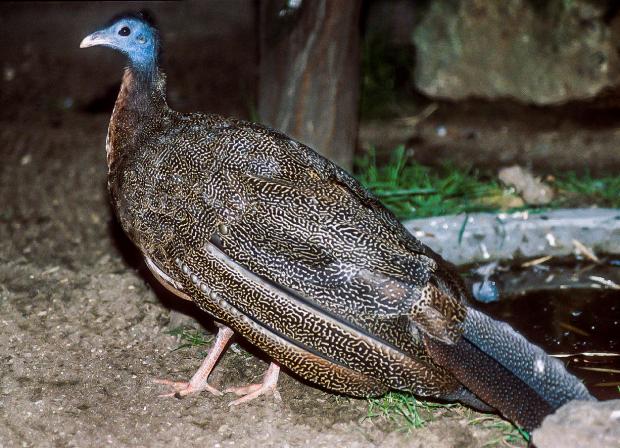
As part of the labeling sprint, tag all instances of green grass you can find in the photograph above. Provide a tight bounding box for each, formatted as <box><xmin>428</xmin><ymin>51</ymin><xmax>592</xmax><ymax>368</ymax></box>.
<box><xmin>553</xmin><ymin>171</ymin><xmax>620</xmax><ymax>209</ymax></box>
<box><xmin>364</xmin><ymin>391</ymin><xmax>528</xmax><ymax>446</ymax></box>
<box><xmin>468</xmin><ymin>415</ymin><xmax>530</xmax><ymax>447</ymax></box>
<box><xmin>167</xmin><ymin>326</ymin><xmax>213</xmax><ymax>351</ymax></box>
<box><xmin>166</xmin><ymin>326</ymin><xmax>254</xmax><ymax>359</ymax></box>
<box><xmin>365</xmin><ymin>391</ymin><xmax>456</xmax><ymax>429</ymax></box>
<box><xmin>355</xmin><ymin>146</ymin><xmax>506</xmax><ymax>219</ymax></box>
<box><xmin>355</xmin><ymin>146</ymin><xmax>620</xmax><ymax>220</ymax></box>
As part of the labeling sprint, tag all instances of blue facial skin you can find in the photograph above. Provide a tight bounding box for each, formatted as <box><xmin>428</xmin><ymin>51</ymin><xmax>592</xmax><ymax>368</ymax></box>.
<box><xmin>80</xmin><ymin>17</ymin><xmax>158</xmax><ymax>74</ymax></box>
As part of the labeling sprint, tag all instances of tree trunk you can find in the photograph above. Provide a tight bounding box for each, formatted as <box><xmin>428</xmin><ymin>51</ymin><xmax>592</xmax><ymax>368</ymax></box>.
<box><xmin>258</xmin><ymin>0</ymin><xmax>362</xmax><ymax>170</ymax></box>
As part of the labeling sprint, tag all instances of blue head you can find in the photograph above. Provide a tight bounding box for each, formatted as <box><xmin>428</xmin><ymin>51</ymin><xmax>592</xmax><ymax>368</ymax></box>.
<box><xmin>80</xmin><ymin>13</ymin><xmax>159</xmax><ymax>74</ymax></box>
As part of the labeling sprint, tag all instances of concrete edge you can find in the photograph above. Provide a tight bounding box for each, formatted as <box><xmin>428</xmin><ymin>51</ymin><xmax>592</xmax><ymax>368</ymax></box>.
<box><xmin>403</xmin><ymin>208</ymin><xmax>620</xmax><ymax>266</ymax></box>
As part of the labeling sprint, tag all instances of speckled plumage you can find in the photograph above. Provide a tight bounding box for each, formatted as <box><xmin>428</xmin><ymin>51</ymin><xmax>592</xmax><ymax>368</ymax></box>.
<box><xmin>107</xmin><ymin>69</ymin><xmax>466</xmax><ymax>398</ymax></box>
<box><xmin>82</xmin><ymin>14</ymin><xmax>594</xmax><ymax>431</ymax></box>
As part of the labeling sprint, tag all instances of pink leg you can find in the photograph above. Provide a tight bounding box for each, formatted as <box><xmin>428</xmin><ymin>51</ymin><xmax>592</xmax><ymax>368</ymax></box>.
<box><xmin>225</xmin><ymin>362</ymin><xmax>281</xmax><ymax>406</ymax></box>
<box><xmin>154</xmin><ymin>325</ymin><xmax>234</xmax><ymax>398</ymax></box>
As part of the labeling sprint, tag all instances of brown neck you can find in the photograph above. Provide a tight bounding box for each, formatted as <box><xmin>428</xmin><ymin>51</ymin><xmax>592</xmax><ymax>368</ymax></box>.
<box><xmin>115</xmin><ymin>67</ymin><xmax>167</xmax><ymax>115</ymax></box>
<box><xmin>106</xmin><ymin>68</ymin><xmax>168</xmax><ymax>169</ymax></box>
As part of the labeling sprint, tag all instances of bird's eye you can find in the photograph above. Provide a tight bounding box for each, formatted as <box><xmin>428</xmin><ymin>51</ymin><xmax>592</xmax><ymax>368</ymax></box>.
<box><xmin>118</xmin><ymin>27</ymin><xmax>131</xmax><ymax>37</ymax></box>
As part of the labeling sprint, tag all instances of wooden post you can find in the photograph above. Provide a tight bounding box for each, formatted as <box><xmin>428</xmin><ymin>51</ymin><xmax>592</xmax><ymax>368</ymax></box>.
<box><xmin>258</xmin><ymin>0</ymin><xmax>362</xmax><ymax>170</ymax></box>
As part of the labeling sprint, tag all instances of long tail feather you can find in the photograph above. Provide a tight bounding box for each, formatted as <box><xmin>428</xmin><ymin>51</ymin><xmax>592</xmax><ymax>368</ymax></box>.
<box><xmin>424</xmin><ymin>308</ymin><xmax>594</xmax><ymax>431</ymax></box>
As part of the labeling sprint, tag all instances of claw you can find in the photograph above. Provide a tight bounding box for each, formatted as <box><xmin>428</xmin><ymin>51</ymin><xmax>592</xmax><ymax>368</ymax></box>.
<box><xmin>153</xmin><ymin>378</ymin><xmax>223</xmax><ymax>398</ymax></box>
<box><xmin>226</xmin><ymin>362</ymin><xmax>281</xmax><ymax>406</ymax></box>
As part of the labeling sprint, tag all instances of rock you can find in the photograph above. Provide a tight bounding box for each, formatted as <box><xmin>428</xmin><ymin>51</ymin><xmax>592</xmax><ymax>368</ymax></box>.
<box><xmin>412</xmin><ymin>0</ymin><xmax>620</xmax><ymax>104</ymax></box>
<box><xmin>498</xmin><ymin>165</ymin><xmax>554</xmax><ymax>205</ymax></box>
<box><xmin>532</xmin><ymin>399</ymin><xmax>620</xmax><ymax>448</ymax></box>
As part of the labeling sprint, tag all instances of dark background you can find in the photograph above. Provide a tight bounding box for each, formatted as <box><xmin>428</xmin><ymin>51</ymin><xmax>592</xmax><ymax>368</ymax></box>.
<box><xmin>4</xmin><ymin>0</ymin><xmax>620</xmax><ymax>176</ymax></box>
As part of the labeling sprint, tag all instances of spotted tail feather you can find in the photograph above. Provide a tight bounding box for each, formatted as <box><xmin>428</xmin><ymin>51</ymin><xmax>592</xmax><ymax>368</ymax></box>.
<box><xmin>424</xmin><ymin>308</ymin><xmax>595</xmax><ymax>431</ymax></box>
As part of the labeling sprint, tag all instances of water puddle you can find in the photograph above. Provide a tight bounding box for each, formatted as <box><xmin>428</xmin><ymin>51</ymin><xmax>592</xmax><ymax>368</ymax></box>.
<box><xmin>468</xmin><ymin>260</ymin><xmax>620</xmax><ymax>400</ymax></box>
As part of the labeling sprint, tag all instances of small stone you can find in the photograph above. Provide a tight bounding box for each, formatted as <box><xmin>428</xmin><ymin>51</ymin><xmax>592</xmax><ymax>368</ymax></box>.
<box><xmin>498</xmin><ymin>165</ymin><xmax>554</xmax><ymax>205</ymax></box>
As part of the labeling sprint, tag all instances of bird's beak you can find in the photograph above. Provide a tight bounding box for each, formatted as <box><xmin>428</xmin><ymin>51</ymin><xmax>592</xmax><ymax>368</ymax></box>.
<box><xmin>79</xmin><ymin>30</ymin><xmax>108</xmax><ymax>48</ymax></box>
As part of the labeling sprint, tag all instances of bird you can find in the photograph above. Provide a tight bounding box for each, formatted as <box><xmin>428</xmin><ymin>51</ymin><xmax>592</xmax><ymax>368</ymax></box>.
<box><xmin>80</xmin><ymin>12</ymin><xmax>594</xmax><ymax>431</ymax></box>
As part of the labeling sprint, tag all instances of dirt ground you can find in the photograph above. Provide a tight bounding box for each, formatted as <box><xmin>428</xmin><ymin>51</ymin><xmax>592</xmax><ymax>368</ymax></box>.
<box><xmin>0</xmin><ymin>2</ymin><xmax>574</xmax><ymax>447</ymax></box>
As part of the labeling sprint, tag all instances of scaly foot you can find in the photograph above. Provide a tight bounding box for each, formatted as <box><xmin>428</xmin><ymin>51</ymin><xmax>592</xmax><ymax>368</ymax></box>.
<box><xmin>153</xmin><ymin>378</ymin><xmax>223</xmax><ymax>398</ymax></box>
<box><xmin>225</xmin><ymin>362</ymin><xmax>281</xmax><ymax>406</ymax></box>
<box><xmin>155</xmin><ymin>325</ymin><xmax>234</xmax><ymax>398</ymax></box>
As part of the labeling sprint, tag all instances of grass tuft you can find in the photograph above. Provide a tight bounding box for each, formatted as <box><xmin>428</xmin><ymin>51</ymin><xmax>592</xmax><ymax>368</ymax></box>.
<box><xmin>166</xmin><ymin>326</ymin><xmax>213</xmax><ymax>351</ymax></box>
<box><xmin>365</xmin><ymin>391</ymin><xmax>456</xmax><ymax>430</ymax></box>
<box><xmin>468</xmin><ymin>415</ymin><xmax>529</xmax><ymax>447</ymax></box>
<box><xmin>355</xmin><ymin>146</ymin><xmax>620</xmax><ymax>220</ymax></box>
<box><xmin>365</xmin><ymin>391</ymin><xmax>528</xmax><ymax>446</ymax></box>
<box><xmin>355</xmin><ymin>146</ymin><xmax>506</xmax><ymax>219</ymax></box>
<box><xmin>553</xmin><ymin>171</ymin><xmax>620</xmax><ymax>208</ymax></box>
